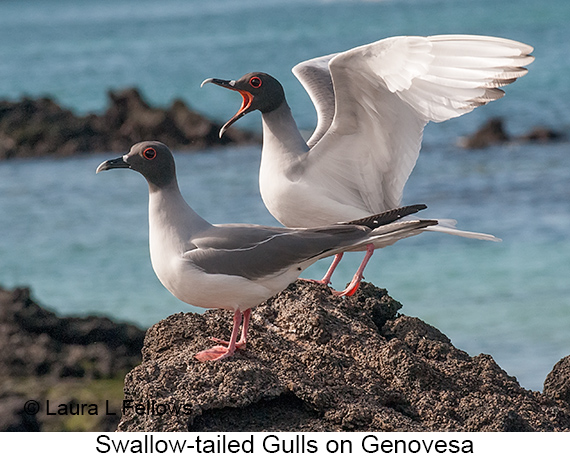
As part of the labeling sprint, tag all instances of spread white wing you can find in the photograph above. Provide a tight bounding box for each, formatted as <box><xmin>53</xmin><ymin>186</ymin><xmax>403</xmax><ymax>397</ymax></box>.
<box><xmin>293</xmin><ymin>35</ymin><xmax>534</xmax><ymax>213</ymax></box>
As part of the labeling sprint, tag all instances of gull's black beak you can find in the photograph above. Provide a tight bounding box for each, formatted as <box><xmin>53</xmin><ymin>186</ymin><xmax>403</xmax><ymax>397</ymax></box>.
<box><xmin>96</xmin><ymin>156</ymin><xmax>131</xmax><ymax>174</ymax></box>
<box><xmin>201</xmin><ymin>78</ymin><xmax>233</xmax><ymax>89</ymax></box>
<box><xmin>201</xmin><ymin>78</ymin><xmax>254</xmax><ymax>138</ymax></box>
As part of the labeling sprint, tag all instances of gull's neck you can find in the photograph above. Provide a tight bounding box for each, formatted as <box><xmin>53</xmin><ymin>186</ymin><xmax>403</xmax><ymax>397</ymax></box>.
<box><xmin>148</xmin><ymin>180</ymin><xmax>211</xmax><ymax>255</ymax></box>
<box><xmin>258</xmin><ymin>102</ymin><xmax>311</xmax><ymax>226</ymax></box>
<box><xmin>260</xmin><ymin>101</ymin><xmax>309</xmax><ymax>173</ymax></box>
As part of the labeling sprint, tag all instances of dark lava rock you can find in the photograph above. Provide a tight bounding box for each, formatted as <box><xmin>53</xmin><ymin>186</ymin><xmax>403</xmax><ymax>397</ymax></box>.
<box><xmin>117</xmin><ymin>281</ymin><xmax>570</xmax><ymax>432</ymax></box>
<box><xmin>0</xmin><ymin>285</ymin><xmax>145</xmax><ymax>431</ymax></box>
<box><xmin>544</xmin><ymin>356</ymin><xmax>570</xmax><ymax>406</ymax></box>
<box><xmin>458</xmin><ymin>117</ymin><xmax>565</xmax><ymax>149</ymax></box>
<box><xmin>0</xmin><ymin>88</ymin><xmax>259</xmax><ymax>160</ymax></box>
<box><xmin>519</xmin><ymin>126</ymin><xmax>564</xmax><ymax>143</ymax></box>
<box><xmin>458</xmin><ymin>118</ymin><xmax>509</xmax><ymax>149</ymax></box>
<box><xmin>0</xmin><ymin>395</ymin><xmax>41</xmax><ymax>432</ymax></box>
<box><xmin>0</xmin><ymin>286</ymin><xmax>144</xmax><ymax>379</ymax></box>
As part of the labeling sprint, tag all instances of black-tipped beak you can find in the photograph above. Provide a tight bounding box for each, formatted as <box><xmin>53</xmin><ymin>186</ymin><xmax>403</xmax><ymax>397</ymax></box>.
<box><xmin>96</xmin><ymin>156</ymin><xmax>131</xmax><ymax>174</ymax></box>
<box><xmin>201</xmin><ymin>78</ymin><xmax>233</xmax><ymax>89</ymax></box>
<box><xmin>201</xmin><ymin>78</ymin><xmax>254</xmax><ymax>138</ymax></box>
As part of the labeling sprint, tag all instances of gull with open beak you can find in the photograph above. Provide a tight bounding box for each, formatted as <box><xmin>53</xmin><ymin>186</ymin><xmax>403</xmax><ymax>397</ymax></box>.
<box><xmin>202</xmin><ymin>34</ymin><xmax>533</xmax><ymax>295</ymax></box>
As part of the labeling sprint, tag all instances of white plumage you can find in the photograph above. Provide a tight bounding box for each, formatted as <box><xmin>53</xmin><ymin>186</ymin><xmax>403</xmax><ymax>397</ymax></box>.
<box><xmin>203</xmin><ymin>34</ymin><xmax>534</xmax><ymax>294</ymax></box>
<box><xmin>288</xmin><ymin>35</ymin><xmax>534</xmax><ymax>219</ymax></box>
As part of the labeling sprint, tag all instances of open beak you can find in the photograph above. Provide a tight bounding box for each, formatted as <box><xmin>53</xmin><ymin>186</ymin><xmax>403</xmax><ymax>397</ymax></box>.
<box><xmin>96</xmin><ymin>156</ymin><xmax>131</xmax><ymax>174</ymax></box>
<box><xmin>201</xmin><ymin>78</ymin><xmax>254</xmax><ymax>138</ymax></box>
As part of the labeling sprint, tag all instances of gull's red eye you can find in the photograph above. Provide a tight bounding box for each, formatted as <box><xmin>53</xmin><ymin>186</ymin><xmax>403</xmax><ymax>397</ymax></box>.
<box><xmin>249</xmin><ymin>76</ymin><xmax>262</xmax><ymax>88</ymax></box>
<box><xmin>143</xmin><ymin>147</ymin><xmax>157</xmax><ymax>160</ymax></box>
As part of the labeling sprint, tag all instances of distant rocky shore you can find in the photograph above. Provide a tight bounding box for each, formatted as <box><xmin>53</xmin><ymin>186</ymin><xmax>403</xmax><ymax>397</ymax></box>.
<box><xmin>458</xmin><ymin>117</ymin><xmax>565</xmax><ymax>149</ymax></box>
<box><xmin>0</xmin><ymin>89</ymin><xmax>259</xmax><ymax>160</ymax></box>
<box><xmin>0</xmin><ymin>91</ymin><xmax>563</xmax><ymax>159</ymax></box>
<box><xmin>2</xmin><ymin>281</ymin><xmax>569</xmax><ymax>432</ymax></box>
<box><xmin>0</xmin><ymin>286</ymin><xmax>145</xmax><ymax>431</ymax></box>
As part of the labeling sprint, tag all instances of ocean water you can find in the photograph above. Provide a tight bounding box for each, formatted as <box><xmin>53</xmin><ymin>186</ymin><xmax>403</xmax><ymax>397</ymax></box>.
<box><xmin>1</xmin><ymin>0</ymin><xmax>569</xmax><ymax>392</ymax></box>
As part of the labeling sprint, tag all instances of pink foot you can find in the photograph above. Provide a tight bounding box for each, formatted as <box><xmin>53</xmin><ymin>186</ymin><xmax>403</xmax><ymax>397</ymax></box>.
<box><xmin>300</xmin><ymin>277</ymin><xmax>345</xmax><ymax>296</ymax></box>
<box><xmin>333</xmin><ymin>281</ymin><xmax>360</xmax><ymax>297</ymax></box>
<box><xmin>195</xmin><ymin>345</ymin><xmax>235</xmax><ymax>362</ymax></box>
<box><xmin>194</xmin><ymin>309</ymin><xmax>251</xmax><ymax>362</ymax></box>
<box><xmin>210</xmin><ymin>337</ymin><xmax>246</xmax><ymax>350</ymax></box>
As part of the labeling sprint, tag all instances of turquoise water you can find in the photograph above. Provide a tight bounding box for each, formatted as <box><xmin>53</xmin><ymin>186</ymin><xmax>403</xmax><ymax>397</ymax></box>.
<box><xmin>1</xmin><ymin>0</ymin><xmax>569</xmax><ymax>391</ymax></box>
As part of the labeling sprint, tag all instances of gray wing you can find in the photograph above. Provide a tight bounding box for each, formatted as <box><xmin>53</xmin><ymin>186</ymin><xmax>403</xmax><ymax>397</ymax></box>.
<box><xmin>184</xmin><ymin>224</ymin><xmax>369</xmax><ymax>281</ymax></box>
<box><xmin>292</xmin><ymin>53</ymin><xmax>338</xmax><ymax>148</ymax></box>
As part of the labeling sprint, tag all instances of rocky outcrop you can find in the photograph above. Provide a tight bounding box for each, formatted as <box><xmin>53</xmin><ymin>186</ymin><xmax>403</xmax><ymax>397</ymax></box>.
<box><xmin>0</xmin><ymin>89</ymin><xmax>259</xmax><ymax>160</ymax></box>
<box><xmin>458</xmin><ymin>118</ymin><xmax>509</xmax><ymax>149</ymax></box>
<box><xmin>3</xmin><ymin>281</ymin><xmax>568</xmax><ymax>432</ymax></box>
<box><xmin>0</xmin><ymin>287</ymin><xmax>144</xmax><ymax>379</ymax></box>
<box><xmin>519</xmin><ymin>126</ymin><xmax>565</xmax><ymax>143</ymax></box>
<box><xmin>458</xmin><ymin>117</ymin><xmax>565</xmax><ymax>149</ymax></box>
<box><xmin>118</xmin><ymin>281</ymin><xmax>570</xmax><ymax>432</ymax></box>
<box><xmin>0</xmin><ymin>286</ymin><xmax>145</xmax><ymax>431</ymax></box>
<box><xmin>544</xmin><ymin>356</ymin><xmax>570</xmax><ymax>406</ymax></box>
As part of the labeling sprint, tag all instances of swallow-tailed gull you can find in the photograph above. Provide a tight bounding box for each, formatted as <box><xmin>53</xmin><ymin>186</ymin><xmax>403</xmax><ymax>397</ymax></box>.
<box><xmin>96</xmin><ymin>141</ymin><xmax>439</xmax><ymax>361</ymax></box>
<box><xmin>202</xmin><ymin>34</ymin><xmax>533</xmax><ymax>294</ymax></box>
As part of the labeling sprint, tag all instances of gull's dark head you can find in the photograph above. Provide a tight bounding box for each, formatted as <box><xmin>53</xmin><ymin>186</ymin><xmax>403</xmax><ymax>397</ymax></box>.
<box><xmin>201</xmin><ymin>72</ymin><xmax>286</xmax><ymax>137</ymax></box>
<box><xmin>96</xmin><ymin>141</ymin><xmax>176</xmax><ymax>191</ymax></box>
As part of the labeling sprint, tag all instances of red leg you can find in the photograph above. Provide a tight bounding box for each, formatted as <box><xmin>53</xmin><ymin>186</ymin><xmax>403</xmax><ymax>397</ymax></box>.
<box><xmin>237</xmin><ymin>308</ymin><xmax>251</xmax><ymax>348</ymax></box>
<box><xmin>195</xmin><ymin>309</ymin><xmax>242</xmax><ymax>362</ymax></box>
<box><xmin>319</xmin><ymin>253</ymin><xmax>343</xmax><ymax>285</ymax></box>
<box><xmin>299</xmin><ymin>253</ymin><xmax>343</xmax><ymax>287</ymax></box>
<box><xmin>334</xmin><ymin>244</ymin><xmax>374</xmax><ymax>297</ymax></box>
<box><xmin>209</xmin><ymin>308</ymin><xmax>251</xmax><ymax>349</ymax></box>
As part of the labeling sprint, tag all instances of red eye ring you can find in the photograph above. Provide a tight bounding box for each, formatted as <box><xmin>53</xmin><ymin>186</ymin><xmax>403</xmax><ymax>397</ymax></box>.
<box><xmin>249</xmin><ymin>76</ymin><xmax>262</xmax><ymax>88</ymax></box>
<box><xmin>143</xmin><ymin>147</ymin><xmax>157</xmax><ymax>160</ymax></box>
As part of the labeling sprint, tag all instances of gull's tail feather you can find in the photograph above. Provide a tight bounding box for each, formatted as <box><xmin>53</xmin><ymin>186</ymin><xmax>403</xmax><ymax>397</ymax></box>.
<box><xmin>425</xmin><ymin>219</ymin><xmax>501</xmax><ymax>241</ymax></box>
<box><xmin>342</xmin><ymin>204</ymin><xmax>427</xmax><ymax>228</ymax></box>
<box><xmin>336</xmin><ymin>218</ymin><xmax>439</xmax><ymax>255</ymax></box>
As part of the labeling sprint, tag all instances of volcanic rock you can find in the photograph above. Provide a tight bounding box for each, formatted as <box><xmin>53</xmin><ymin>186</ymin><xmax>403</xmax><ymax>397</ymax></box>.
<box><xmin>0</xmin><ymin>285</ymin><xmax>145</xmax><ymax>431</ymax></box>
<box><xmin>458</xmin><ymin>117</ymin><xmax>565</xmax><ymax>149</ymax></box>
<box><xmin>0</xmin><ymin>89</ymin><xmax>259</xmax><ymax>160</ymax></box>
<box><xmin>458</xmin><ymin>118</ymin><xmax>509</xmax><ymax>149</ymax></box>
<box><xmin>117</xmin><ymin>281</ymin><xmax>570</xmax><ymax>432</ymax></box>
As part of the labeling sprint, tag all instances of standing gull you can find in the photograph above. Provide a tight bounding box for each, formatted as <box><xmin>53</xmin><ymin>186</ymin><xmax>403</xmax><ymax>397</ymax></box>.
<box><xmin>202</xmin><ymin>34</ymin><xmax>533</xmax><ymax>295</ymax></box>
<box><xmin>96</xmin><ymin>141</ymin><xmax>438</xmax><ymax>361</ymax></box>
